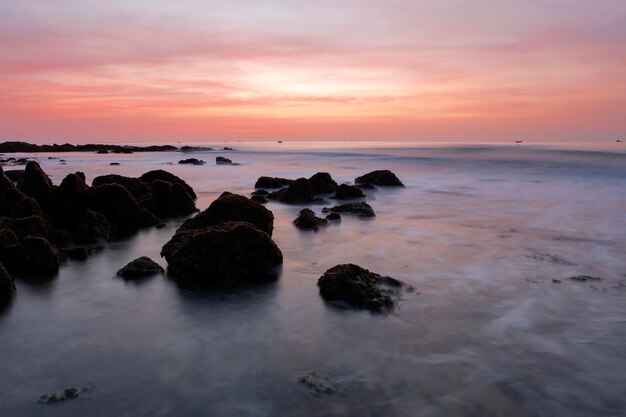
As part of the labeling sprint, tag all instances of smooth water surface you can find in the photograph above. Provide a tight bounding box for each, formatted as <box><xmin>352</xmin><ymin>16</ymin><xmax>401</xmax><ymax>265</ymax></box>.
<box><xmin>1</xmin><ymin>144</ymin><xmax>625</xmax><ymax>416</ymax></box>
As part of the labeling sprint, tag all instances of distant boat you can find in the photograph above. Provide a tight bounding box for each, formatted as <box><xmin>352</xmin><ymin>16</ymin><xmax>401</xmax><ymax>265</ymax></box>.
<box><xmin>617</xmin><ymin>140</ymin><xmax>623</xmax><ymax>143</ymax></box>
<box><xmin>277</xmin><ymin>140</ymin><xmax>283</xmax><ymax>143</ymax></box>
<box><xmin>515</xmin><ymin>140</ymin><xmax>523</xmax><ymax>144</ymax></box>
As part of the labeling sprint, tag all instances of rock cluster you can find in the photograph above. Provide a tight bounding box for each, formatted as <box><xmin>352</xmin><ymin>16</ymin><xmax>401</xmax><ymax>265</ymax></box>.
<box><xmin>293</xmin><ymin>209</ymin><xmax>328</xmax><ymax>231</ymax></box>
<box><xmin>0</xmin><ymin>163</ymin><xmax>197</xmax><ymax>278</ymax></box>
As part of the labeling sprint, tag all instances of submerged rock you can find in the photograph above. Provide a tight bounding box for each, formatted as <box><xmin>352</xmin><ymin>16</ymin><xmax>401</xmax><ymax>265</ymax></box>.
<box><xmin>325</xmin><ymin>212</ymin><xmax>341</xmax><ymax>221</ymax></box>
<box><xmin>38</xmin><ymin>384</ymin><xmax>93</xmax><ymax>404</ymax></box>
<box><xmin>293</xmin><ymin>208</ymin><xmax>328</xmax><ymax>231</ymax></box>
<box><xmin>161</xmin><ymin>221</ymin><xmax>283</xmax><ymax>286</ymax></box>
<box><xmin>179</xmin><ymin>191</ymin><xmax>274</xmax><ymax>236</ymax></box>
<box><xmin>1</xmin><ymin>236</ymin><xmax>59</xmax><ymax>276</ymax></box>
<box><xmin>318</xmin><ymin>264</ymin><xmax>405</xmax><ymax>313</ymax></box>
<box><xmin>117</xmin><ymin>256</ymin><xmax>164</xmax><ymax>279</ymax></box>
<box><xmin>251</xmin><ymin>195</ymin><xmax>268</xmax><ymax>204</ymax></box>
<box><xmin>332</xmin><ymin>184</ymin><xmax>365</xmax><ymax>200</ymax></box>
<box><xmin>308</xmin><ymin>172</ymin><xmax>338</xmax><ymax>194</ymax></box>
<box><xmin>254</xmin><ymin>176</ymin><xmax>293</xmax><ymax>189</ymax></box>
<box><xmin>178</xmin><ymin>158</ymin><xmax>205</xmax><ymax>165</ymax></box>
<box><xmin>216</xmin><ymin>156</ymin><xmax>234</xmax><ymax>165</ymax></box>
<box><xmin>277</xmin><ymin>178</ymin><xmax>315</xmax><ymax>204</ymax></box>
<box><xmin>139</xmin><ymin>170</ymin><xmax>196</xmax><ymax>200</ymax></box>
<box><xmin>355</xmin><ymin>170</ymin><xmax>404</xmax><ymax>187</ymax></box>
<box><xmin>328</xmin><ymin>202</ymin><xmax>375</xmax><ymax>218</ymax></box>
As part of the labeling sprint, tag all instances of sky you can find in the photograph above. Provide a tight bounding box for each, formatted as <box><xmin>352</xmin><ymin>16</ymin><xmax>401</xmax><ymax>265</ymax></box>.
<box><xmin>0</xmin><ymin>0</ymin><xmax>625</xmax><ymax>143</ymax></box>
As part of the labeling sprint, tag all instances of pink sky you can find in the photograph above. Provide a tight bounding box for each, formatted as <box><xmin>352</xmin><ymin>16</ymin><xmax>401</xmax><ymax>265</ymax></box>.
<box><xmin>1</xmin><ymin>0</ymin><xmax>625</xmax><ymax>143</ymax></box>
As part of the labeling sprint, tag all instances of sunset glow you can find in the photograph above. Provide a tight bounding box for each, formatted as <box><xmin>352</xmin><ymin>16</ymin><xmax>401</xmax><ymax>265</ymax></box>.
<box><xmin>1</xmin><ymin>0</ymin><xmax>625</xmax><ymax>142</ymax></box>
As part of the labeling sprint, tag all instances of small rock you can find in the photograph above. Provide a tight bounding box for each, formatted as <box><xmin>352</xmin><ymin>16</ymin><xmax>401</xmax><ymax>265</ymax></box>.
<box><xmin>332</xmin><ymin>184</ymin><xmax>365</xmax><ymax>200</ymax></box>
<box><xmin>117</xmin><ymin>256</ymin><xmax>164</xmax><ymax>279</ymax></box>
<box><xmin>355</xmin><ymin>170</ymin><xmax>404</xmax><ymax>187</ymax></box>
<box><xmin>216</xmin><ymin>156</ymin><xmax>234</xmax><ymax>165</ymax></box>
<box><xmin>38</xmin><ymin>384</ymin><xmax>93</xmax><ymax>404</ymax></box>
<box><xmin>297</xmin><ymin>372</ymin><xmax>340</xmax><ymax>396</ymax></box>
<box><xmin>179</xmin><ymin>158</ymin><xmax>205</xmax><ymax>165</ymax></box>
<box><xmin>329</xmin><ymin>202</ymin><xmax>375</xmax><ymax>218</ymax></box>
<box><xmin>293</xmin><ymin>209</ymin><xmax>328</xmax><ymax>231</ymax></box>
<box><xmin>326</xmin><ymin>212</ymin><xmax>341</xmax><ymax>221</ymax></box>
<box><xmin>569</xmin><ymin>275</ymin><xmax>601</xmax><ymax>282</ymax></box>
<box><xmin>254</xmin><ymin>176</ymin><xmax>293</xmax><ymax>189</ymax></box>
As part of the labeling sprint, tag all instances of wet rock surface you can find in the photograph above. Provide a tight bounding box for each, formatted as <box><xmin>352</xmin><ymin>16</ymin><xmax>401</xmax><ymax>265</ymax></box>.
<box><xmin>318</xmin><ymin>264</ymin><xmax>407</xmax><ymax>313</ymax></box>
<box><xmin>117</xmin><ymin>256</ymin><xmax>164</xmax><ymax>279</ymax></box>
<box><xmin>275</xmin><ymin>178</ymin><xmax>315</xmax><ymax>204</ymax></box>
<box><xmin>326</xmin><ymin>202</ymin><xmax>375</xmax><ymax>218</ymax></box>
<box><xmin>293</xmin><ymin>209</ymin><xmax>328</xmax><ymax>231</ymax></box>
<box><xmin>332</xmin><ymin>184</ymin><xmax>365</xmax><ymax>200</ymax></box>
<box><xmin>308</xmin><ymin>172</ymin><xmax>338</xmax><ymax>194</ymax></box>
<box><xmin>178</xmin><ymin>158</ymin><xmax>205</xmax><ymax>165</ymax></box>
<box><xmin>355</xmin><ymin>170</ymin><xmax>404</xmax><ymax>187</ymax></box>
<box><xmin>254</xmin><ymin>176</ymin><xmax>293</xmax><ymax>189</ymax></box>
<box><xmin>179</xmin><ymin>192</ymin><xmax>274</xmax><ymax>236</ymax></box>
<box><xmin>161</xmin><ymin>221</ymin><xmax>283</xmax><ymax>286</ymax></box>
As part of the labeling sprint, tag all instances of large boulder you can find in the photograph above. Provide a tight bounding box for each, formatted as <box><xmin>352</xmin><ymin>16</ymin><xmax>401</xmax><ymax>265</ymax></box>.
<box><xmin>117</xmin><ymin>256</ymin><xmax>164</xmax><ymax>279</ymax></box>
<box><xmin>161</xmin><ymin>221</ymin><xmax>283</xmax><ymax>286</ymax></box>
<box><xmin>327</xmin><ymin>202</ymin><xmax>375</xmax><ymax>218</ymax></box>
<box><xmin>318</xmin><ymin>264</ymin><xmax>405</xmax><ymax>313</ymax></box>
<box><xmin>332</xmin><ymin>184</ymin><xmax>365</xmax><ymax>200</ymax></box>
<box><xmin>139</xmin><ymin>170</ymin><xmax>196</xmax><ymax>200</ymax></box>
<box><xmin>17</xmin><ymin>161</ymin><xmax>53</xmax><ymax>206</ymax></box>
<box><xmin>0</xmin><ymin>215</ymin><xmax>50</xmax><ymax>240</ymax></box>
<box><xmin>179</xmin><ymin>192</ymin><xmax>274</xmax><ymax>236</ymax></box>
<box><xmin>143</xmin><ymin>180</ymin><xmax>197</xmax><ymax>218</ymax></box>
<box><xmin>88</xmin><ymin>184</ymin><xmax>158</xmax><ymax>235</ymax></box>
<box><xmin>0</xmin><ymin>262</ymin><xmax>16</xmax><ymax>304</ymax></box>
<box><xmin>179</xmin><ymin>158</ymin><xmax>205</xmax><ymax>165</ymax></box>
<box><xmin>308</xmin><ymin>172</ymin><xmax>338</xmax><ymax>194</ymax></box>
<box><xmin>0</xmin><ymin>228</ymin><xmax>19</xmax><ymax>250</ymax></box>
<box><xmin>254</xmin><ymin>176</ymin><xmax>293</xmax><ymax>189</ymax></box>
<box><xmin>216</xmin><ymin>156</ymin><xmax>233</xmax><ymax>165</ymax></box>
<box><xmin>1</xmin><ymin>237</ymin><xmax>59</xmax><ymax>276</ymax></box>
<box><xmin>92</xmin><ymin>174</ymin><xmax>147</xmax><ymax>199</ymax></box>
<box><xmin>71</xmin><ymin>211</ymin><xmax>111</xmax><ymax>244</ymax></box>
<box><xmin>355</xmin><ymin>170</ymin><xmax>404</xmax><ymax>187</ymax></box>
<box><xmin>293</xmin><ymin>209</ymin><xmax>328</xmax><ymax>231</ymax></box>
<box><xmin>277</xmin><ymin>178</ymin><xmax>315</xmax><ymax>204</ymax></box>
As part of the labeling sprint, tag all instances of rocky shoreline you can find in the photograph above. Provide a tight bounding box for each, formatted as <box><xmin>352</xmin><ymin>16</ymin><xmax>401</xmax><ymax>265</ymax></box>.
<box><xmin>0</xmin><ymin>141</ymin><xmax>238</xmax><ymax>154</ymax></box>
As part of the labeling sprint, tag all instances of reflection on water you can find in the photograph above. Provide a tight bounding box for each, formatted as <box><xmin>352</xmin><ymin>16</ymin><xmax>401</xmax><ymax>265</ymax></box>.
<box><xmin>1</xmin><ymin>144</ymin><xmax>625</xmax><ymax>416</ymax></box>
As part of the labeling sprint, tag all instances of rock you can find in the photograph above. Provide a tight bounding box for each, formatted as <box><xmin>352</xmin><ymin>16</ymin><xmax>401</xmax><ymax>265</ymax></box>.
<box><xmin>89</xmin><ymin>184</ymin><xmax>158</xmax><ymax>235</ymax></box>
<box><xmin>1</xmin><ymin>215</ymin><xmax>50</xmax><ymax>240</ymax></box>
<box><xmin>179</xmin><ymin>158</ymin><xmax>205</xmax><ymax>165</ymax></box>
<box><xmin>65</xmin><ymin>246</ymin><xmax>90</xmax><ymax>261</ymax></box>
<box><xmin>569</xmin><ymin>275</ymin><xmax>602</xmax><ymax>282</ymax></box>
<box><xmin>92</xmin><ymin>174</ymin><xmax>146</xmax><ymax>199</ymax></box>
<box><xmin>216</xmin><ymin>156</ymin><xmax>233</xmax><ymax>165</ymax></box>
<box><xmin>109</xmin><ymin>162</ymin><xmax>120</xmax><ymax>166</ymax></box>
<box><xmin>308</xmin><ymin>172</ymin><xmax>338</xmax><ymax>194</ymax></box>
<box><xmin>355</xmin><ymin>170</ymin><xmax>404</xmax><ymax>187</ymax></box>
<box><xmin>251</xmin><ymin>190</ymin><xmax>269</xmax><ymax>196</ymax></box>
<box><xmin>178</xmin><ymin>192</ymin><xmax>274</xmax><ymax>236</ymax></box>
<box><xmin>1</xmin><ymin>237</ymin><xmax>59</xmax><ymax>276</ymax></box>
<box><xmin>254</xmin><ymin>176</ymin><xmax>293</xmax><ymax>189</ymax></box>
<box><xmin>222</xmin><ymin>146</ymin><xmax>235</xmax><ymax>151</ymax></box>
<box><xmin>318</xmin><ymin>264</ymin><xmax>405</xmax><ymax>312</ymax></box>
<box><xmin>251</xmin><ymin>195</ymin><xmax>268</xmax><ymax>204</ymax></box>
<box><xmin>3</xmin><ymin>169</ymin><xmax>23</xmax><ymax>183</ymax></box>
<box><xmin>17</xmin><ymin>161</ymin><xmax>53</xmax><ymax>206</ymax></box>
<box><xmin>11</xmin><ymin>196</ymin><xmax>44</xmax><ymax>218</ymax></box>
<box><xmin>139</xmin><ymin>170</ymin><xmax>196</xmax><ymax>200</ymax></box>
<box><xmin>332</xmin><ymin>184</ymin><xmax>365</xmax><ymax>199</ymax></box>
<box><xmin>144</xmin><ymin>179</ymin><xmax>197</xmax><ymax>218</ymax></box>
<box><xmin>0</xmin><ymin>228</ymin><xmax>19</xmax><ymax>250</ymax></box>
<box><xmin>297</xmin><ymin>372</ymin><xmax>340</xmax><ymax>396</ymax></box>
<box><xmin>161</xmin><ymin>221</ymin><xmax>283</xmax><ymax>286</ymax></box>
<box><xmin>72</xmin><ymin>211</ymin><xmax>111</xmax><ymax>244</ymax></box>
<box><xmin>0</xmin><ymin>262</ymin><xmax>16</xmax><ymax>304</ymax></box>
<box><xmin>277</xmin><ymin>178</ymin><xmax>315</xmax><ymax>204</ymax></box>
<box><xmin>293</xmin><ymin>209</ymin><xmax>328</xmax><ymax>231</ymax></box>
<box><xmin>96</xmin><ymin>149</ymin><xmax>109</xmax><ymax>154</ymax></box>
<box><xmin>38</xmin><ymin>384</ymin><xmax>93</xmax><ymax>404</ymax></box>
<box><xmin>117</xmin><ymin>256</ymin><xmax>164</xmax><ymax>279</ymax></box>
<box><xmin>329</xmin><ymin>202</ymin><xmax>375</xmax><ymax>218</ymax></box>
<box><xmin>326</xmin><ymin>212</ymin><xmax>341</xmax><ymax>221</ymax></box>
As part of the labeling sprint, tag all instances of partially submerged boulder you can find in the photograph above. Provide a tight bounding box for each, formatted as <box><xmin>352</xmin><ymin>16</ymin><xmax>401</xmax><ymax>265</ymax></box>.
<box><xmin>255</xmin><ymin>176</ymin><xmax>293</xmax><ymax>189</ymax></box>
<box><xmin>178</xmin><ymin>192</ymin><xmax>274</xmax><ymax>236</ymax></box>
<box><xmin>276</xmin><ymin>178</ymin><xmax>315</xmax><ymax>204</ymax></box>
<box><xmin>161</xmin><ymin>221</ymin><xmax>283</xmax><ymax>286</ymax></box>
<box><xmin>139</xmin><ymin>170</ymin><xmax>196</xmax><ymax>200</ymax></box>
<box><xmin>332</xmin><ymin>184</ymin><xmax>365</xmax><ymax>200</ymax></box>
<box><xmin>327</xmin><ymin>202</ymin><xmax>375</xmax><ymax>218</ymax></box>
<box><xmin>17</xmin><ymin>161</ymin><xmax>53</xmax><ymax>206</ymax></box>
<box><xmin>216</xmin><ymin>156</ymin><xmax>234</xmax><ymax>165</ymax></box>
<box><xmin>293</xmin><ymin>209</ymin><xmax>328</xmax><ymax>231</ymax></box>
<box><xmin>117</xmin><ymin>256</ymin><xmax>164</xmax><ymax>279</ymax></box>
<box><xmin>308</xmin><ymin>172</ymin><xmax>338</xmax><ymax>194</ymax></box>
<box><xmin>179</xmin><ymin>158</ymin><xmax>205</xmax><ymax>165</ymax></box>
<box><xmin>318</xmin><ymin>264</ymin><xmax>405</xmax><ymax>313</ymax></box>
<box><xmin>1</xmin><ymin>236</ymin><xmax>59</xmax><ymax>276</ymax></box>
<box><xmin>355</xmin><ymin>170</ymin><xmax>404</xmax><ymax>187</ymax></box>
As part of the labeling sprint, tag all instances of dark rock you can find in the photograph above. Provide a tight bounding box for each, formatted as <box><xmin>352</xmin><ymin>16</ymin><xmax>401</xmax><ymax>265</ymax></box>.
<box><xmin>3</xmin><ymin>169</ymin><xmax>23</xmax><ymax>183</ymax></box>
<box><xmin>326</xmin><ymin>212</ymin><xmax>341</xmax><ymax>221</ymax></box>
<box><xmin>110</xmin><ymin>162</ymin><xmax>120</xmax><ymax>166</ymax></box>
<box><xmin>251</xmin><ymin>189</ymin><xmax>269</xmax><ymax>196</ymax></box>
<box><xmin>1</xmin><ymin>215</ymin><xmax>50</xmax><ymax>240</ymax></box>
<box><xmin>139</xmin><ymin>170</ymin><xmax>196</xmax><ymax>200</ymax></box>
<box><xmin>11</xmin><ymin>196</ymin><xmax>44</xmax><ymax>218</ymax></box>
<box><xmin>179</xmin><ymin>192</ymin><xmax>274</xmax><ymax>236</ymax></box>
<box><xmin>38</xmin><ymin>384</ymin><xmax>93</xmax><ymax>404</ymax></box>
<box><xmin>92</xmin><ymin>175</ymin><xmax>146</xmax><ymax>199</ymax></box>
<box><xmin>251</xmin><ymin>195</ymin><xmax>268</xmax><ymax>204</ymax></box>
<box><xmin>0</xmin><ymin>228</ymin><xmax>19</xmax><ymax>249</ymax></box>
<box><xmin>293</xmin><ymin>209</ymin><xmax>328</xmax><ymax>231</ymax></box>
<box><xmin>329</xmin><ymin>202</ymin><xmax>375</xmax><ymax>218</ymax></box>
<box><xmin>318</xmin><ymin>264</ymin><xmax>405</xmax><ymax>312</ymax></box>
<box><xmin>356</xmin><ymin>183</ymin><xmax>376</xmax><ymax>190</ymax></box>
<box><xmin>569</xmin><ymin>275</ymin><xmax>602</xmax><ymax>282</ymax></box>
<box><xmin>216</xmin><ymin>156</ymin><xmax>233</xmax><ymax>165</ymax></box>
<box><xmin>179</xmin><ymin>158</ymin><xmax>205</xmax><ymax>165</ymax></box>
<box><xmin>161</xmin><ymin>221</ymin><xmax>283</xmax><ymax>286</ymax></box>
<box><xmin>72</xmin><ymin>211</ymin><xmax>111</xmax><ymax>244</ymax></box>
<box><xmin>96</xmin><ymin>149</ymin><xmax>109</xmax><ymax>154</ymax></box>
<box><xmin>222</xmin><ymin>146</ymin><xmax>235</xmax><ymax>151</ymax></box>
<box><xmin>308</xmin><ymin>172</ymin><xmax>338</xmax><ymax>194</ymax></box>
<box><xmin>332</xmin><ymin>184</ymin><xmax>365</xmax><ymax>200</ymax></box>
<box><xmin>0</xmin><ymin>262</ymin><xmax>16</xmax><ymax>304</ymax></box>
<box><xmin>1</xmin><ymin>237</ymin><xmax>59</xmax><ymax>276</ymax></box>
<box><xmin>143</xmin><ymin>180</ymin><xmax>196</xmax><ymax>218</ymax></box>
<box><xmin>17</xmin><ymin>161</ymin><xmax>53</xmax><ymax>206</ymax></box>
<box><xmin>89</xmin><ymin>184</ymin><xmax>158</xmax><ymax>235</ymax></box>
<box><xmin>277</xmin><ymin>178</ymin><xmax>315</xmax><ymax>204</ymax></box>
<box><xmin>65</xmin><ymin>246</ymin><xmax>90</xmax><ymax>261</ymax></box>
<box><xmin>117</xmin><ymin>256</ymin><xmax>164</xmax><ymax>279</ymax></box>
<box><xmin>355</xmin><ymin>170</ymin><xmax>404</xmax><ymax>187</ymax></box>
<box><xmin>298</xmin><ymin>372</ymin><xmax>340</xmax><ymax>396</ymax></box>
<box><xmin>254</xmin><ymin>176</ymin><xmax>293</xmax><ymax>189</ymax></box>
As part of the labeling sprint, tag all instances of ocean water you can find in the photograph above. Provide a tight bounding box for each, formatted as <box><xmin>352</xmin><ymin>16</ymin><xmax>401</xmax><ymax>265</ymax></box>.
<box><xmin>1</xmin><ymin>143</ymin><xmax>625</xmax><ymax>417</ymax></box>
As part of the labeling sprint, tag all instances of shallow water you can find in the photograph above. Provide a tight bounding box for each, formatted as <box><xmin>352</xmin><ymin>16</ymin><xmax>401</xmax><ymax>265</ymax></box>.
<box><xmin>1</xmin><ymin>144</ymin><xmax>625</xmax><ymax>417</ymax></box>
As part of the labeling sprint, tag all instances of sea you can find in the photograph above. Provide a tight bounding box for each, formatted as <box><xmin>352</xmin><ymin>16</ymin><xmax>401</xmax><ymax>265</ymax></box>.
<box><xmin>1</xmin><ymin>141</ymin><xmax>625</xmax><ymax>417</ymax></box>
